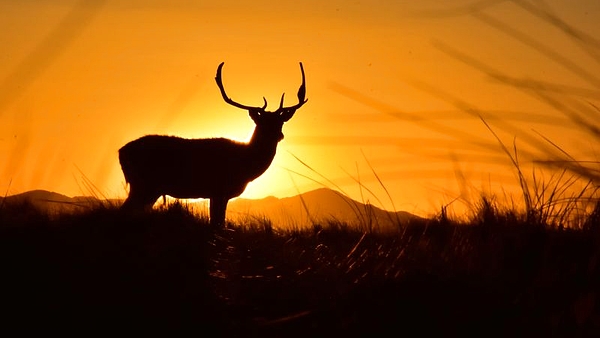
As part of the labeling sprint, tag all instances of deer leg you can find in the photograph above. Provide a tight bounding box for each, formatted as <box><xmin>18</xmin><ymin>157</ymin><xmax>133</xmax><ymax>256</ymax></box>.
<box><xmin>210</xmin><ymin>197</ymin><xmax>228</xmax><ymax>227</ymax></box>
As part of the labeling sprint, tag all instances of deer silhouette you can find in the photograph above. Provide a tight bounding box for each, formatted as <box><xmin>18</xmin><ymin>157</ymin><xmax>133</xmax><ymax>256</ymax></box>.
<box><xmin>119</xmin><ymin>62</ymin><xmax>307</xmax><ymax>226</ymax></box>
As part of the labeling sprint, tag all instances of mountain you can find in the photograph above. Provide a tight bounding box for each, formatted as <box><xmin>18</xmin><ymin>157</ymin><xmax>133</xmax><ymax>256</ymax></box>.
<box><xmin>0</xmin><ymin>190</ymin><xmax>103</xmax><ymax>214</ymax></box>
<box><xmin>227</xmin><ymin>188</ymin><xmax>424</xmax><ymax>229</ymax></box>
<box><xmin>1</xmin><ymin>188</ymin><xmax>424</xmax><ymax>228</ymax></box>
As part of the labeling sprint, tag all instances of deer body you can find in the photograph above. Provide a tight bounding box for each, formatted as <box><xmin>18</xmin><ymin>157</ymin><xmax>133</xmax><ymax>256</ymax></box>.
<box><xmin>119</xmin><ymin>62</ymin><xmax>307</xmax><ymax>226</ymax></box>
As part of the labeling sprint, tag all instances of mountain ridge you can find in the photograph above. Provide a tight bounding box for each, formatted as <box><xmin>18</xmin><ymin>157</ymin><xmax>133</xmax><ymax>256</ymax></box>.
<box><xmin>1</xmin><ymin>188</ymin><xmax>425</xmax><ymax>228</ymax></box>
<box><xmin>228</xmin><ymin>188</ymin><xmax>424</xmax><ymax>228</ymax></box>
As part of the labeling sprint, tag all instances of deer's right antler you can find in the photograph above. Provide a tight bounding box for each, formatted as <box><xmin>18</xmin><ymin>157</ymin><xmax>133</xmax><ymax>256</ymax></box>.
<box><xmin>215</xmin><ymin>62</ymin><xmax>267</xmax><ymax>112</ymax></box>
<box><xmin>276</xmin><ymin>62</ymin><xmax>308</xmax><ymax>112</ymax></box>
<box><xmin>292</xmin><ymin>62</ymin><xmax>307</xmax><ymax>109</ymax></box>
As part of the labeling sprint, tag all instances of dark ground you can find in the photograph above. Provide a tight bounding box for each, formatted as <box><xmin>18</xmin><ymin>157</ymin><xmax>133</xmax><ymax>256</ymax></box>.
<box><xmin>1</xmin><ymin>202</ymin><xmax>600</xmax><ymax>336</ymax></box>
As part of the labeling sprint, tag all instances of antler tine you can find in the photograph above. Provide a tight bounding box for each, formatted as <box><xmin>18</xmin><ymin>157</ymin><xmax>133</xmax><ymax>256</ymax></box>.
<box><xmin>215</xmin><ymin>62</ymin><xmax>267</xmax><ymax>111</ymax></box>
<box><xmin>298</xmin><ymin>62</ymin><xmax>306</xmax><ymax>102</ymax></box>
<box><xmin>279</xmin><ymin>93</ymin><xmax>285</xmax><ymax>109</ymax></box>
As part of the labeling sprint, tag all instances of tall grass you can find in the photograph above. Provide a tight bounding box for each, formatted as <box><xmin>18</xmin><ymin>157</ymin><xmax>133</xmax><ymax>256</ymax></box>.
<box><xmin>327</xmin><ymin>1</ymin><xmax>600</xmax><ymax>230</ymax></box>
<box><xmin>2</xmin><ymin>199</ymin><xmax>600</xmax><ymax>335</ymax></box>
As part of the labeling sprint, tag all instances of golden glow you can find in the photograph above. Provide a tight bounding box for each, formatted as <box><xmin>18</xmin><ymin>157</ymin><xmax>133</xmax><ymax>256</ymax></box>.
<box><xmin>1</xmin><ymin>0</ymin><xmax>599</xmax><ymax>217</ymax></box>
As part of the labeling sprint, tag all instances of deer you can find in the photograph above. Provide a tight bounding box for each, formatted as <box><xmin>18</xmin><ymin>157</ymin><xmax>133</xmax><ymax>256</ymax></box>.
<box><xmin>118</xmin><ymin>62</ymin><xmax>307</xmax><ymax>227</ymax></box>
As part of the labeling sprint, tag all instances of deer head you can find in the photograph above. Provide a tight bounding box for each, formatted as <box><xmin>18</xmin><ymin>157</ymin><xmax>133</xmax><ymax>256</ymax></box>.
<box><xmin>215</xmin><ymin>62</ymin><xmax>307</xmax><ymax>143</ymax></box>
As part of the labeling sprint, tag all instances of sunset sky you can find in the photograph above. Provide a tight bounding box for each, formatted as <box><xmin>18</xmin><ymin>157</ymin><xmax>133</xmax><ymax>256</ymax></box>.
<box><xmin>1</xmin><ymin>0</ymin><xmax>599</xmax><ymax>217</ymax></box>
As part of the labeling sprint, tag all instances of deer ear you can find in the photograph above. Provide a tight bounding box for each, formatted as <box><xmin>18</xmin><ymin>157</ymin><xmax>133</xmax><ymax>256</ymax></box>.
<box><xmin>280</xmin><ymin>109</ymin><xmax>296</xmax><ymax>122</ymax></box>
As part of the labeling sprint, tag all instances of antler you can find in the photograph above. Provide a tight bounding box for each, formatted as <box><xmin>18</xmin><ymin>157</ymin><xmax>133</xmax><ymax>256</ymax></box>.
<box><xmin>276</xmin><ymin>62</ymin><xmax>308</xmax><ymax>112</ymax></box>
<box><xmin>215</xmin><ymin>62</ymin><xmax>307</xmax><ymax>113</ymax></box>
<box><xmin>215</xmin><ymin>62</ymin><xmax>267</xmax><ymax>111</ymax></box>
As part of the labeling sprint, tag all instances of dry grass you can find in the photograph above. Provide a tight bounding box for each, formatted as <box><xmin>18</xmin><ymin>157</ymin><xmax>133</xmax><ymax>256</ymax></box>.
<box><xmin>1</xmin><ymin>199</ymin><xmax>600</xmax><ymax>336</ymax></box>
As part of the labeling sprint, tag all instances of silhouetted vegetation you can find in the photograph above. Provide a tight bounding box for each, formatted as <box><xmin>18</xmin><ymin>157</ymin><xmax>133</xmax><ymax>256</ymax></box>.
<box><xmin>1</xmin><ymin>199</ymin><xmax>600</xmax><ymax>336</ymax></box>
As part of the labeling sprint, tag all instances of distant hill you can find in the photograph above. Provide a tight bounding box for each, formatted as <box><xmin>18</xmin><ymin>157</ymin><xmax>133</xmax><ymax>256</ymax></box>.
<box><xmin>227</xmin><ymin>188</ymin><xmax>424</xmax><ymax>228</ymax></box>
<box><xmin>1</xmin><ymin>188</ymin><xmax>424</xmax><ymax>228</ymax></box>
<box><xmin>0</xmin><ymin>190</ymin><xmax>106</xmax><ymax>214</ymax></box>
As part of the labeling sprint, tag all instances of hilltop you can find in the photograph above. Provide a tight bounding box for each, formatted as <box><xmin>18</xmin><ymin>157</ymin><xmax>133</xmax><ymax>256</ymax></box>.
<box><xmin>228</xmin><ymin>187</ymin><xmax>424</xmax><ymax>228</ymax></box>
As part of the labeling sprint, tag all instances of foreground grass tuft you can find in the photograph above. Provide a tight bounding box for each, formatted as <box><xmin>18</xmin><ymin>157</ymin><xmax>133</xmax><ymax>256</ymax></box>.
<box><xmin>1</xmin><ymin>201</ymin><xmax>600</xmax><ymax>335</ymax></box>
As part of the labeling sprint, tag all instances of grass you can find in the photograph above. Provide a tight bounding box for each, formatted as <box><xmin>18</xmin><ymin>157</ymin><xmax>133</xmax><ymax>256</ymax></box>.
<box><xmin>1</xmin><ymin>198</ymin><xmax>600</xmax><ymax>336</ymax></box>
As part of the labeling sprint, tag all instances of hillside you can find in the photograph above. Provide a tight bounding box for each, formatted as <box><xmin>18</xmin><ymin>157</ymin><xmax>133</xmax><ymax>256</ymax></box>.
<box><xmin>0</xmin><ymin>190</ymin><xmax>100</xmax><ymax>214</ymax></box>
<box><xmin>0</xmin><ymin>188</ymin><xmax>423</xmax><ymax>228</ymax></box>
<box><xmin>2</xmin><ymin>197</ymin><xmax>599</xmax><ymax>335</ymax></box>
<box><xmin>228</xmin><ymin>188</ymin><xmax>424</xmax><ymax>228</ymax></box>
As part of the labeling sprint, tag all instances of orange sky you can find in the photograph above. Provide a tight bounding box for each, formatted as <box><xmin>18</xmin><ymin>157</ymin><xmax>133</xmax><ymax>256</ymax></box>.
<box><xmin>1</xmin><ymin>0</ymin><xmax>599</xmax><ymax>217</ymax></box>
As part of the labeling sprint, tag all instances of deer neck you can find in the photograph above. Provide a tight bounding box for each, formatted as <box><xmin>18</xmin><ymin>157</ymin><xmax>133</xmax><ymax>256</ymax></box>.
<box><xmin>245</xmin><ymin>128</ymin><xmax>281</xmax><ymax>176</ymax></box>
